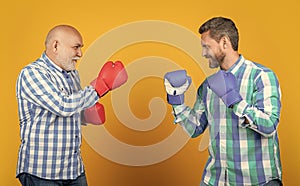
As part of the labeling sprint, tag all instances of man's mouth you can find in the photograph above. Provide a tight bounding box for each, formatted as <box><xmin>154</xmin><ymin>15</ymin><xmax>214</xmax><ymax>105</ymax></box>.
<box><xmin>72</xmin><ymin>57</ymin><xmax>80</xmax><ymax>62</ymax></box>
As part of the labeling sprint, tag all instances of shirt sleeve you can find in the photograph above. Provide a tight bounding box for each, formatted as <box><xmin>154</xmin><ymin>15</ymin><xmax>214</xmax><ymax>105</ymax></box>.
<box><xmin>233</xmin><ymin>70</ymin><xmax>281</xmax><ymax>137</ymax></box>
<box><xmin>17</xmin><ymin>66</ymin><xmax>99</xmax><ymax>117</ymax></box>
<box><xmin>172</xmin><ymin>82</ymin><xmax>209</xmax><ymax>138</ymax></box>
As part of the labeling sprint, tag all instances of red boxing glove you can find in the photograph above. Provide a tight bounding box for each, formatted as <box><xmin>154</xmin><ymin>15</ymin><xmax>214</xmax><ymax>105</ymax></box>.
<box><xmin>84</xmin><ymin>102</ymin><xmax>105</xmax><ymax>125</ymax></box>
<box><xmin>92</xmin><ymin>61</ymin><xmax>128</xmax><ymax>97</ymax></box>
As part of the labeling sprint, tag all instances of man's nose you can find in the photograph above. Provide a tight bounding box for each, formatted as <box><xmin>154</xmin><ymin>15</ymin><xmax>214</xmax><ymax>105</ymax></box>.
<box><xmin>202</xmin><ymin>48</ymin><xmax>207</xmax><ymax>58</ymax></box>
<box><xmin>77</xmin><ymin>49</ymin><xmax>82</xmax><ymax>57</ymax></box>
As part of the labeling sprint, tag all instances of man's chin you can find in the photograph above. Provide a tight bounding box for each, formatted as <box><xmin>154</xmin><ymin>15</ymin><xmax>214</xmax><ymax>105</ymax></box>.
<box><xmin>209</xmin><ymin>63</ymin><xmax>219</xmax><ymax>69</ymax></box>
<box><xmin>64</xmin><ymin>65</ymin><xmax>76</xmax><ymax>71</ymax></box>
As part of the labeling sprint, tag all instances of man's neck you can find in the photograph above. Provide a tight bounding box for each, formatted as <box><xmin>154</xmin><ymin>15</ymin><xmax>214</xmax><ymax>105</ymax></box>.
<box><xmin>220</xmin><ymin>51</ymin><xmax>239</xmax><ymax>71</ymax></box>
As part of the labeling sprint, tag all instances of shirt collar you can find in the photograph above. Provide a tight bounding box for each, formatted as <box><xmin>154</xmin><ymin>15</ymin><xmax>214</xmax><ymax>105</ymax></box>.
<box><xmin>226</xmin><ymin>54</ymin><xmax>244</xmax><ymax>74</ymax></box>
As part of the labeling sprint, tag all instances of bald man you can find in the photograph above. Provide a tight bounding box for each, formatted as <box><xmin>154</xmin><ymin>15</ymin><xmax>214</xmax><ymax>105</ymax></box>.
<box><xmin>16</xmin><ymin>25</ymin><xmax>100</xmax><ymax>185</ymax></box>
<box><xmin>45</xmin><ymin>25</ymin><xmax>84</xmax><ymax>71</ymax></box>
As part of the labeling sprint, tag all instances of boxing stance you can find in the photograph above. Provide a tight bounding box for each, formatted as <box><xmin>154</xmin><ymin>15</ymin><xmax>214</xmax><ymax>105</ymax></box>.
<box><xmin>16</xmin><ymin>24</ymin><xmax>128</xmax><ymax>186</ymax></box>
<box><xmin>164</xmin><ymin>17</ymin><xmax>282</xmax><ymax>186</ymax></box>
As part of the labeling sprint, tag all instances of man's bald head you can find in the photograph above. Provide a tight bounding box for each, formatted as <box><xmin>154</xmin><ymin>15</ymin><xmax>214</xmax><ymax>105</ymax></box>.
<box><xmin>45</xmin><ymin>25</ymin><xmax>82</xmax><ymax>49</ymax></box>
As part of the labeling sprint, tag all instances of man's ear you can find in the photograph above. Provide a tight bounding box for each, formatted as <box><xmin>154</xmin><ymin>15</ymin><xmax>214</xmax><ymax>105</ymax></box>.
<box><xmin>221</xmin><ymin>36</ymin><xmax>230</xmax><ymax>50</ymax></box>
<box><xmin>52</xmin><ymin>40</ymin><xmax>58</xmax><ymax>53</ymax></box>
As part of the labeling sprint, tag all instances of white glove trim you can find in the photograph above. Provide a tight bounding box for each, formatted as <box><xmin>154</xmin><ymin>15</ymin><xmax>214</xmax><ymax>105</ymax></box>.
<box><xmin>164</xmin><ymin>78</ymin><xmax>190</xmax><ymax>95</ymax></box>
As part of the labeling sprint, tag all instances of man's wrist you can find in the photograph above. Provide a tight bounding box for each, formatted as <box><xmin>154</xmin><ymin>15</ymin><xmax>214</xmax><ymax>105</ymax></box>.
<box><xmin>232</xmin><ymin>100</ymin><xmax>249</xmax><ymax>117</ymax></box>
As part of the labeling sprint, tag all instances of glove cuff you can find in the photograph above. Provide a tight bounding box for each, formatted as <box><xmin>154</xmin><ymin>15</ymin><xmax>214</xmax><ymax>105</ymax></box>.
<box><xmin>221</xmin><ymin>89</ymin><xmax>242</xmax><ymax>107</ymax></box>
<box><xmin>92</xmin><ymin>78</ymin><xmax>109</xmax><ymax>97</ymax></box>
<box><xmin>167</xmin><ymin>94</ymin><xmax>184</xmax><ymax>105</ymax></box>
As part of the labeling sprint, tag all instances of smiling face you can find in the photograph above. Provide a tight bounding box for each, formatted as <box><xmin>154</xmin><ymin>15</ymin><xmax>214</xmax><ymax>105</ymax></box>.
<box><xmin>198</xmin><ymin>17</ymin><xmax>240</xmax><ymax>70</ymax></box>
<box><xmin>201</xmin><ymin>31</ymin><xmax>225</xmax><ymax>69</ymax></box>
<box><xmin>45</xmin><ymin>25</ymin><xmax>84</xmax><ymax>71</ymax></box>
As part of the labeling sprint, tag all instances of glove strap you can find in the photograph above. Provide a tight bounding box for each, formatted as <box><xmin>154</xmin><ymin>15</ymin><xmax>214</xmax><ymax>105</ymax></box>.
<box><xmin>93</xmin><ymin>78</ymin><xmax>109</xmax><ymax>97</ymax></box>
<box><xmin>221</xmin><ymin>89</ymin><xmax>242</xmax><ymax>107</ymax></box>
<box><xmin>167</xmin><ymin>94</ymin><xmax>184</xmax><ymax>105</ymax></box>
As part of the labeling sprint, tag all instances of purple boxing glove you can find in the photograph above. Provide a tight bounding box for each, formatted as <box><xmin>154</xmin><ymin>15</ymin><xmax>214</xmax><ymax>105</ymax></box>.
<box><xmin>207</xmin><ymin>70</ymin><xmax>242</xmax><ymax>107</ymax></box>
<box><xmin>164</xmin><ymin>70</ymin><xmax>192</xmax><ymax>105</ymax></box>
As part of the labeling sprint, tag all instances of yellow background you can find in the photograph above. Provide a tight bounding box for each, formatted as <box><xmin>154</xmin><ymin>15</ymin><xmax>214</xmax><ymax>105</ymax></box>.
<box><xmin>1</xmin><ymin>0</ymin><xmax>299</xmax><ymax>185</ymax></box>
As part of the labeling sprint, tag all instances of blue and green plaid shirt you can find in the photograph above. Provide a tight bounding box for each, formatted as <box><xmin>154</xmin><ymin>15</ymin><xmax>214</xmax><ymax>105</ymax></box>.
<box><xmin>173</xmin><ymin>55</ymin><xmax>282</xmax><ymax>186</ymax></box>
<box><xmin>16</xmin><ymin>53</ymin><xmax>99</xmax><ymax>180</ymax></box>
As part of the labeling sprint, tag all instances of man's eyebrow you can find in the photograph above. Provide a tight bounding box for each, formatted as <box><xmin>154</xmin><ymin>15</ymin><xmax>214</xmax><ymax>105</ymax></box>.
<box><xmin>74</xmin><ymin>43</ymin><xmax>84</xmax><ymax>47</ymax></box>
<box><xmin>201</xmin><ymin>43</ymin><xmax>208</xmax><ymax>48</ymax></box>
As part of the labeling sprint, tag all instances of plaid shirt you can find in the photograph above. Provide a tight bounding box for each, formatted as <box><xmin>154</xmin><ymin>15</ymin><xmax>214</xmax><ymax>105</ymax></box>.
<box><xmin>173</xmin><ymin>55</ymin><xmax>282</xmax><ymax>186</ymax></box>
<box><xmin>16</xmin><ymin>53</ymin><xmax>99</xmax><ymax>180</ymax></box>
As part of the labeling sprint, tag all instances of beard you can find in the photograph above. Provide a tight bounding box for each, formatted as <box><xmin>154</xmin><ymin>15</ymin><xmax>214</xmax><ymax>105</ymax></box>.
<box><xmin>56</xmin><ymin>56</ymin><xmax>79</xmax><ymax>71</ymax></box>
<box><xmin>61</xmin><ymin>60</ymin><xmax>76</xmax><ymax>71</ymax></box>
<box><xmin>208</xmin><ymin>48</ymin><xmax>225</xmax><ymax>69</ymax></box>
<box><xmin>208</xmin><ymin>58</ymin><xmax>220</xmax><ymax>69</ymax></box>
